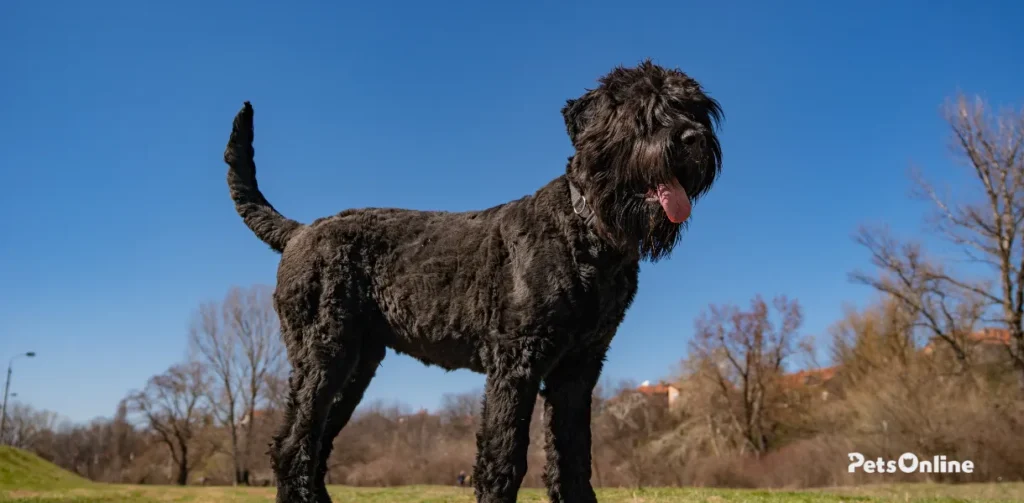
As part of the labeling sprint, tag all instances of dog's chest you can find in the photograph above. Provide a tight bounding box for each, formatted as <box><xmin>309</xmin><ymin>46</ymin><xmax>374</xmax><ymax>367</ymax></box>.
<box><xmin>562</xmin><ymin>247</ymin><xmax>640</xmax><ymax>342</ymax></box>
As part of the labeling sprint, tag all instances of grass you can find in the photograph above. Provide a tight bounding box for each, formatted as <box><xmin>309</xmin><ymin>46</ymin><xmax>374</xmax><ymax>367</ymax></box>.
<box><xmin>5</xmin><ymin>484</ymin><xmax>1024</xmax><ymax>503</ymax></box>
<box><xmin>2</xmin><ymin>447</ymin><xmax>1023</xmax><ymax>502</ymax></box>
<box><xmin>0</xmin><ymin>447</ymin><xmax>89</xmax><ymax>490</ymax></box>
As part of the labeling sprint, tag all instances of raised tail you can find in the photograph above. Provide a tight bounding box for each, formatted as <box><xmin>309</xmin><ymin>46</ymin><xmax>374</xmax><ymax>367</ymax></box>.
<box><xmin>224</xmin><ymin>102</ymin><xmax>304</xmax><ymax>253</ymax></box>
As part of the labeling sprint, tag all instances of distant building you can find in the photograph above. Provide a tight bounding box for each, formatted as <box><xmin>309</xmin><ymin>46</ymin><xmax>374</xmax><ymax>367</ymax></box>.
<box><xmin>780</xmin><ymin>366</ymin><xmax>840</xmax><ymax>401</ymax></box>
<box><xmin>777</xmin><ymin>327</ymin><xmax>1019</xmax><ymax>400</ymax></box>
<box><xmin>922</xmin><ymin>327</ymin><xmax>1015</xmax><ymax>366</ymax></box>
<box><xmin>635</xmin><ymin>380</ymin><xmax>682</xmax><ymax>409</ymax></box>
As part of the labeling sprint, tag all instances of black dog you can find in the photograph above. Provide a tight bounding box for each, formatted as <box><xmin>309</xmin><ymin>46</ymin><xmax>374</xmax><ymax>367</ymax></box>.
<box><xmin>223</xmin><ymin>60</ymin><xmax>722</xmax><ymax>503</ymax></box>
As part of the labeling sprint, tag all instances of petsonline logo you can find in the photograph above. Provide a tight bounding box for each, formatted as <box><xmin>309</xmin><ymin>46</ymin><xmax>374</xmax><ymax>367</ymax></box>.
<box><xmin>848</xmin><ymin>453</ymin><xmax>975</xmax><ymax>474</ymax></box>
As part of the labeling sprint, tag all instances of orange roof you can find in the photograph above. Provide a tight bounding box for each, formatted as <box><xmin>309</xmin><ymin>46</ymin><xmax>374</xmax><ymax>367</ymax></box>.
<box><xmin>780</xmin><ymin>366</ymin><xmax>838</xmax><ymax>387</ymax></box>
<box><xmin>970</xmin><ymin>328</ymin><xmax>1011</xmax><ymax>345</ymax></box>
<box><xmin>636</xmin><ymin>382</ymin><xmax>675</xmax><ymax>395</ymax></box>
<box><xmin>922</xmin><ymin>327</ymin><xmax>1014</xmax><ymax>355</ymax></box>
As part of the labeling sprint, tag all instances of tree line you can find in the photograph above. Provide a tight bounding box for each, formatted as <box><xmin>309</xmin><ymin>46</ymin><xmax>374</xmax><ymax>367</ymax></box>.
<box><xmin>3</xmin><ymin>93</ymin><xmax>1023</xmax><ymax>489</ymax></box>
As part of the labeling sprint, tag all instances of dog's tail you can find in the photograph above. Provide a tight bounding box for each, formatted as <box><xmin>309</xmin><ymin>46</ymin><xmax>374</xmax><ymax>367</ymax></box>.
<box><xmin>224</xmin><ymin>102</ymin><xmax>304</xmax><ymax>253</ymax></box>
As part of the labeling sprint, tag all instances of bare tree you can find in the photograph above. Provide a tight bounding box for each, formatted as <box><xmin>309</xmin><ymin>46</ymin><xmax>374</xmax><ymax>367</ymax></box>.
<box><xmin>125</xmin><ymin>362</ymin><xmax>211</xmax><ymax>485</ymax></box>
<box><xmin>189</xmin><ymin>298</ymin><xmax>241</xmax><ymax>482</ymax></box>
<box><xmin>852</xmin><ymin>94</ymin><xmax>1024</xmax><ymax>385</ymax></box>
<box><xmin>225</xmin><ymin>285</ymin><xmax>283</xmax><ymax>484</ymax></box>
<box><xmin>2</xmin><ymin>401</ymin><xmax>59</xmax><ymax>449</ymax></box>
<box><xmin>189</xmin><ymin>285</ymin><xmax>282</xmax><ymax>485</ymax></box>
<box><xmin>262</xmin><ymin>370</ymin><xmax>290</xmax><ymax>415</ymax></box>
<box><xmin>851</xmin><ymin>230</ymin><xmax>989</xmax><ymax>370</ymax></box>
<box><xmin>438</xmin><ymin>391</ymin><xmax>480</xmax><ymax>439</ymax></box>
<box><xmin>592</xmin><ymin>381</ymin><xmax>674</xmax><ymax>488</ymax></box>
<box><xmin>690</xmin><ymin>295</ymin><xmax>805</xmax><ymax>456</ymax></box>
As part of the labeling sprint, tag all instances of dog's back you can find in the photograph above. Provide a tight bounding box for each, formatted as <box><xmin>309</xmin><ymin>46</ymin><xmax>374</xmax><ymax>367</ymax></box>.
<box><xmin>269</xmin><ymin>177</ymin><xmax>620</xmax><ymax>373</ymax></box>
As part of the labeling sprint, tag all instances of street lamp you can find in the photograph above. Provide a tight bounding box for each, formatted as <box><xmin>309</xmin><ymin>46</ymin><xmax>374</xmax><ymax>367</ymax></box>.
<box><xmin>1</xmin><ymin>352</ymin><xmax>36</xmax><ymax>446</ymax></box>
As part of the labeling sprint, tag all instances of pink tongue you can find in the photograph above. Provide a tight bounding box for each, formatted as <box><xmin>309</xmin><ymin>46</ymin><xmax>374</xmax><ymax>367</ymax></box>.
<box><xmin>656</xmin><ymin>179</ymin><xmax>691</xmax><ymax>223</ymax></box>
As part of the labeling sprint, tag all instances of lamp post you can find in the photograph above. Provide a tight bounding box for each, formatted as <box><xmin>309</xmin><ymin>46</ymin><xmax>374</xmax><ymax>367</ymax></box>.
<box><xmin>1</xmin><ymin>352</ymin><xmax>36</xmax><ymax>446</ymax></box>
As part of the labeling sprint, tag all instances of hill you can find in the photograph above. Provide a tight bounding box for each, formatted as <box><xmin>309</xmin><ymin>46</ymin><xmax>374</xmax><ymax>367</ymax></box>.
<box><xmin>0</xmin><ymin>446</ymin><xmax>89</xmax><ymax>489</ymax></box>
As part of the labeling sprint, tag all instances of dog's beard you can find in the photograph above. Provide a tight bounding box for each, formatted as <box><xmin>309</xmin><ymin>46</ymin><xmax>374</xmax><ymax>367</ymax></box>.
<box><xmin>610</xmin><ymin>192</ymin><xmax>685</xmax><ymax>262</ymax></box>
<box><xmin>587</xmin><ymin>182</ymin><xmax>683</xmax><ymax>263</ymax></box>
<box><xmin>590</xmin><ymin>141</ymin><xmax>714</xmax><ymax>261</ymax></box>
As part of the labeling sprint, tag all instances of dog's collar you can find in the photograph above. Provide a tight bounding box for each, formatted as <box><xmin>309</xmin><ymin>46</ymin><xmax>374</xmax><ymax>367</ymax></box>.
<box><xmin>568</xmin><ymin>181</ymin><xmax>597</xmax><ymax>228</ymax></box>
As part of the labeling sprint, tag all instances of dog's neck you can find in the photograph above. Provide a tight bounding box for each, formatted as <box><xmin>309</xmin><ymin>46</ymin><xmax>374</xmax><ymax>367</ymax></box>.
<box><xmin>567</xmin><ymin>180</ymin><xmax>598</xmax><ymax>228</ymax></box>
<box><xmin>540</xmin><ymin>175</ymin><xmax>641</xmax><ymax>265</ymax></box>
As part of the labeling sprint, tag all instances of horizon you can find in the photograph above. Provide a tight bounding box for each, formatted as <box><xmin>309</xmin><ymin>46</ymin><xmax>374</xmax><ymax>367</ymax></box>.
<box><xmin>2</xmin><ymin>0</ymin><xmax>1023</xmax><ymax>424</ymax></box>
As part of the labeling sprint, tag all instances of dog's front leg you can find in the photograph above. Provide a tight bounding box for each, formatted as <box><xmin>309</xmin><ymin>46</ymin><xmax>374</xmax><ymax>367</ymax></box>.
<box><xmin>539</xmin><ymin>350</ymin><xmax>606</xmax><ymax>503</ymax></box>
<box><xmin>472</xmin><ymin>367</ymin><xmax>542</xmax><ymax>503</ymax></box>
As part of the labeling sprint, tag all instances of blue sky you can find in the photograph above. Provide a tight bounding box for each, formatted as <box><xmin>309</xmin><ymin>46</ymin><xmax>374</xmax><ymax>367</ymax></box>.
<box><xmin>1</xmin><ymin>0</ymin><xmax>1022</xmax><ymax>423</ymax></box>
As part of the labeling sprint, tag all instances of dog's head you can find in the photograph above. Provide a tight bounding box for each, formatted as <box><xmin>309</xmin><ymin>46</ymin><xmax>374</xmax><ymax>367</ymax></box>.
<box><xmin>563</xmin><ymin>60</ymin><xmax>722</xmax><ymax>261</ymax></box>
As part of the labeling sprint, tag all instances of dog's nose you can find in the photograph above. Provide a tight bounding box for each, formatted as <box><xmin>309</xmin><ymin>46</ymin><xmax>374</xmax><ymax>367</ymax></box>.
<box><xmin>681</xmin><ymin>129</ymin><xmax>705</xmax><ymax>149</ymax></box>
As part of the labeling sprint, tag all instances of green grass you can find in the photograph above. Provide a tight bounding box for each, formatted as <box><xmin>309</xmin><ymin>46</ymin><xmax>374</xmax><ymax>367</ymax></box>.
<box><xmin>0</xmin><ymin>447</ymin><xmax>90</xmax><ymax>490</ymax></box>
<box><xmin>2</xmin><ymin>447</ymin><xmax>1023</xmax><ymax>502</ymax></box>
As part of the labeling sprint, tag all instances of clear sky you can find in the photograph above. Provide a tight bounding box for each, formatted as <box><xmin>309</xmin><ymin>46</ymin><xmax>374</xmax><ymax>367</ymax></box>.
<box><xmin>1</xmin><ymin>0</ymin><xmax>1022</xmax><ymax>423</ymax></box>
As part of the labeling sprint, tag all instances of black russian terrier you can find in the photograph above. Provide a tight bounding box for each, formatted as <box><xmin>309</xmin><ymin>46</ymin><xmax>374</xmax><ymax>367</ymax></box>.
<box><xmin>223</xmin><ymin>60</ymin><xmax>722</xmax><ymax>503</ymax></box>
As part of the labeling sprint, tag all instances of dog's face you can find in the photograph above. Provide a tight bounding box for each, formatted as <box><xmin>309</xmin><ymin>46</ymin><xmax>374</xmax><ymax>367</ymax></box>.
<box><xmin>563</xmin><ymin>60</ymin><xmax>722</xmax><ymax>261</ymax></box>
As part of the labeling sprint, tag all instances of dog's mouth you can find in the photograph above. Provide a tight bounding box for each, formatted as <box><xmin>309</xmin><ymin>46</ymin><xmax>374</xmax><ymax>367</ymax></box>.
<box><xmin>643</xmin><ymin>177</ymin><xmax>691</xmax><ymax>224</ymax></box>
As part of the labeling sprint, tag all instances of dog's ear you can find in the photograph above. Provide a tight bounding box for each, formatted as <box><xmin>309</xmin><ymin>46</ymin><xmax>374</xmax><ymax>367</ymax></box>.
<box><xmin>561</xmin><ymin>97</ymin><xmax>590</xmax><ymax>145</ymax></box>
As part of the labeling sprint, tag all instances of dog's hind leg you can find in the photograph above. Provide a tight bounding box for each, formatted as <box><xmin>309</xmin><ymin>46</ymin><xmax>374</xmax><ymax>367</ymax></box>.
<box><xmin>539</xmin><ymin>349</ymin><xmax>607</xmax><ymax>503</ymax></box>
<box><xmin>312</xmin><ymin>340</ymin><xmax>386</xmax><ymax>503</ymax></box>
<box><xmin>271</xmin><ymin>322</ymin><xmax>361</xmax><ymax>503</ymax></box>
<box><xmin>472</xmin><ymin>359</ymin><xmax>545</xmax><ymax>503</ymax></box>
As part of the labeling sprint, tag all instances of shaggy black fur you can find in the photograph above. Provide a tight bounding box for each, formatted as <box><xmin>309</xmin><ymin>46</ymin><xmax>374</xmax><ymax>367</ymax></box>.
<box><xmin>222</xmin><ymin>60</ymin><xmax>722</xmax><ymax>503</ymax></box>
